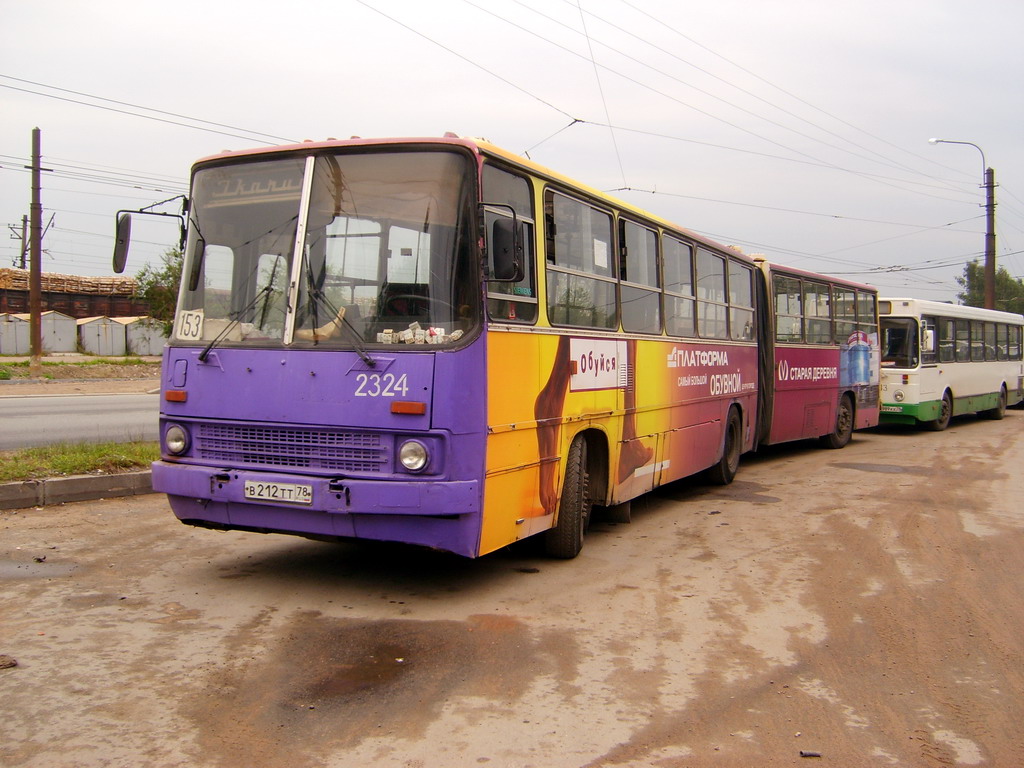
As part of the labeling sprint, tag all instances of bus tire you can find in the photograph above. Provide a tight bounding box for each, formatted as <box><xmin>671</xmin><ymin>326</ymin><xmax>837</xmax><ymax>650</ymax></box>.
<box><xmin>821</xmin><ymin>394</ymin><xmax>854</xmax><ymax>449</ymax></box>
<box><xmin>707</xmin><ymin>408</ymin><xmax>742</xmax><ymax>486</ymax></box>
<box><xmin>925</xmin><ymin>390</ymin><xmax>953</xmax><ymax>431</ymax></box>
<box><xmin>981</xmin><ymin>385</ymin><xmax>1007</xmax><ymax>420</ymax></box>
<box><xmin>545</xmin><ymin>435</ymin><xmax>591</xmax><ymax>559</ymax></box>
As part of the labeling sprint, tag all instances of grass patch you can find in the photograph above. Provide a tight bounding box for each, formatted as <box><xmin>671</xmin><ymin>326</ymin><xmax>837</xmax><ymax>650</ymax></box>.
<box><xmin>0</xmin><ymin>442</ymin><xmax>159</xmax><ymax>483</ymax></box>
<box><xmin>0</xmin><ymin>357</ymin><xmax>152</xmax><ymax>368</ymax></box>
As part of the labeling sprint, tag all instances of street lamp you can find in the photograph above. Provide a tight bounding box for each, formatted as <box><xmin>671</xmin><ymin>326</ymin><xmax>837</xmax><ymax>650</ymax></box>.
<box><xmin>928</xmin><ymin>138</ymin><xmax>997</xmax><ymax>309</ymax></box>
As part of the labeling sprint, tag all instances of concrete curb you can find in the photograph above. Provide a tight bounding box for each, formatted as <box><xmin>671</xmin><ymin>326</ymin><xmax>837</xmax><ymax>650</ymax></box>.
<box><xmin>0</xmin><ymin>470</ymin><xmax>153</xmax><ymax>510</ymax></box>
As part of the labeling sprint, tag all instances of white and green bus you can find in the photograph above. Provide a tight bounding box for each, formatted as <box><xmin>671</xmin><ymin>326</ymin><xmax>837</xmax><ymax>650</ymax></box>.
<box><xmin>879</xmin><ymin>298</ymin><xmax>1024</xmax><ymax>429</ymax></box>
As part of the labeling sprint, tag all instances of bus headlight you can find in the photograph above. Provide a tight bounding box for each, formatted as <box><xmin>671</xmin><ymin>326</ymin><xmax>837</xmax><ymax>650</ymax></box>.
<box><xmin>893</xmin><ymin>390</ymin><xmax>905</xmax><ymax>402</ymax></box>
<box><xmin>398</xmin><ymin>440</ymin><xmax>428</xmax><ymax>472</ymax></box>
<box><xmin>165</xmin><ymin>424</ymin><xmax>190</xmax><ymax>455</ymax></box>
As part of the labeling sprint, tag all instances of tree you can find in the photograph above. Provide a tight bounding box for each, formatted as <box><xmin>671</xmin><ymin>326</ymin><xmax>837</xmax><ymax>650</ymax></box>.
<box><xmin>955</xmin><ymin>260</ymin><xmax>1024</xmax><ymax>315</ymax></box>
<box><xmin>134</xmin><ymin>248</ymin><xmax>183</xmax><ymax>334</ymax></box>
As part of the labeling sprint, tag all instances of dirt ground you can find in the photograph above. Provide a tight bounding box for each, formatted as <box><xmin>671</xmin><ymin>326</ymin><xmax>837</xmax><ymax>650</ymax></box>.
<box><xmin>0</xmin><ymin>360</ymin><xmax>160</xmax><ymax>395</ymax></box>
<box><xmin>1</xmin><ymin>411</ymin><xmax>1022</xmax><ymax>767</ymax></box>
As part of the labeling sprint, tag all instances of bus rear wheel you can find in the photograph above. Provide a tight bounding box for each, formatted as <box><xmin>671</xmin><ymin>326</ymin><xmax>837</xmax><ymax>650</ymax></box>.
<box><xmin>981</xmin><ymin>385</ymin><xmax>1007</xmax><ymax>420</ymax></box>
<box><xmin>821</xmin><ymin>394</ymin><xmax>854</xmax><ymax>449</ymax></box>
<box><xmin>545</xmin><ymin>436</ymin><xmax>591</xmax><ymax>559</ymax></box>
<box><xmin>707</xmin><ymin>409</ymin><xmax>742</xmax><ymax>485</ymax></box>
<box><xmin>925</xmin><ymin>391</ymin><xmax>953</xmax><ymax>431</ymax></box>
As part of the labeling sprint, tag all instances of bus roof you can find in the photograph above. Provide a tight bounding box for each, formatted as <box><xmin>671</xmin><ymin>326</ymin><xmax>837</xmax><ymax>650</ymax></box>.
<box><xmin>191</xmin><ymin>134</ymin><xmax>753</xmax><ymax>265</ymax></box>
<box><xmin>880</xmin><ymin>297</ymin><xmax>1024</xmax><ymax>324</ymax></box>
<box><xmin>754</xmin><ymin>257</ymin><xmax>878</xmax><ymax>294</ymax></box>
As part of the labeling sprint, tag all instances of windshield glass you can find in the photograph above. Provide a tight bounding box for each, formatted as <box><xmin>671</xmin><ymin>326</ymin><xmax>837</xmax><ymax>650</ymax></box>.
<box><xmin>174</xmin><ymin>149</ymin><xmax>478</xmax><ymax>349</ymax></box>
<box><xmin>176</xmin><ymin>157</ymin><xmax>304</xmax><ymax>345</ymax></box>
<box><xmin>881</xmin><ymin>317</ymin><xmax>919</xmax><ymax>368</ymax></box>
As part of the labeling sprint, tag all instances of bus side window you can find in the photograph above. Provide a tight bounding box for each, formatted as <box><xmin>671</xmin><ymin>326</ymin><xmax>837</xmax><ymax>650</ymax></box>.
<box><xmin>483</xmin><ymin>164</ymin><xmax>537</xmax><ymax>324</ymax></box>
<box><xmin>774</xmin><ymin>275</ymin><xmax>802</xmax><ymax>342</ymax></box>
<box><xmin>996</xmin><ymin>323</ymin><xmax>1009</xmax><ymax>360</ymax></box>
<box><xmin>803</xmin><ymin>281</ymin><xmax>831</xmax><ymax>344</ymax></box>
<box><xmin>936</xmin><ymin>318</ymin><xmax>955</xmax><ymax>363</ymax></box>
<box><xmin>663</xmin><ymin>236</ymin><xmax>695</xmax><ymax>337</ymax></box>
<box><xmin>544</xmin><ymin>190</ymin><xmax>617</xmax><ymax>330</ymax></box>
<box><xmin>619</xmin><ymin>220</ymin><xmax>661</xmax><ymax>334</ymax></box>
<box><xmin>729</xmin><ymin>261</ymin><xmax>754</xmax><ymax>340</ymax></box>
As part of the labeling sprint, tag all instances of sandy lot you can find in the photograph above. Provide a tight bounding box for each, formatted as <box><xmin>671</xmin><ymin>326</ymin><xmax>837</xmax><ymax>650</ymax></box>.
<box><xmin>0</xmin><ymin>361</ymin><xmax>160</xmax><ymax>396</ymax></box>
<box><xmin>1</xmin><ymin>411</ymin><xmax>1023</xmax><ymax>767</ymax></box>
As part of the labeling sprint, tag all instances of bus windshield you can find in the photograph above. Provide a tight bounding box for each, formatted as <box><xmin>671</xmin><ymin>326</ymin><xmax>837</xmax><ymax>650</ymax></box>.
<box><xmin>176</xmin><ymin>149</ymin><xmax>478</xmax><ymax>348</ymax></box>
<box><xmin>881</xmin><ymin>316</ymin><xmax>919</xmax><ymax>368</ymax></box>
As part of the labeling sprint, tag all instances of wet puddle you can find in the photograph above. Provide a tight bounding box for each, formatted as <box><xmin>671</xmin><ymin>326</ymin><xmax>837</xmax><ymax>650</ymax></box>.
<box><xmin>191</xmin><ymin>611</ymin><xmax>579</xmax><ymax>760</ymax></box>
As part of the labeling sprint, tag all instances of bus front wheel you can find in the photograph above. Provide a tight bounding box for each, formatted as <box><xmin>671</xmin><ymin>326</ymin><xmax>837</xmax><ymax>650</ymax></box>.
<box><xmin>925</xmin><ymin>391</ymin><xmax>953</xmax><ymax>431</ymax></box>
<box><xmin>821</xmin><ymin>394</ymin><xmax>854</xmax><ymax>449</ymax></box>
<box><xmin>545</xmin><ymin>436</ymin><xmax>592</xmax><ymax>559</ymax></box>
<box><xmin>707</xmin><ymin>409</ymin><xmax>742</xmax><ymax>485</ymax></box>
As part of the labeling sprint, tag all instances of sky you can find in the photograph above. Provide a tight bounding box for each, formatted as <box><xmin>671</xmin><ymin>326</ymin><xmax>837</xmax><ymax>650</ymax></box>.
<box><xmin>2</xmin><ymin>0</ymin><xmax>1023</xmax><ymax>304</ymax></box>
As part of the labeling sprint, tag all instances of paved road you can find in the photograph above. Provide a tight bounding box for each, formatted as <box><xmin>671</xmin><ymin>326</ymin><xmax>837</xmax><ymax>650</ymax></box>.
<box><xmin>0</xmin><ymin>393</ymin><xmax>159</xmax><ymax>449</ymax></box>
<box><xmin>2</xmin><ymin>411</ymin><xmax>1023</xmax><ymax>766</ymax></box>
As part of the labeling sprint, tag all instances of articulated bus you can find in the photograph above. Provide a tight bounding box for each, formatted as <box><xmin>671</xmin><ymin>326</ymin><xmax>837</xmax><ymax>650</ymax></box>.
<box><xmin>113</xmin><ymin>135</ymin><xmax>879</xmax><ymax>558</ymax></box>
<box><xmin>879</xmin><ymin>298</ymin><xmax>1024</xmax><ymax>429</ymax></box>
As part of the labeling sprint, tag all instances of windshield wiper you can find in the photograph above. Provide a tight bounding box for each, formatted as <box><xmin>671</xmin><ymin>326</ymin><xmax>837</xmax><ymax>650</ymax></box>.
<box><xmin>197</xmin><ymin>283</ymin><xmax>275</xmax><ymax>362</ymax></box>
<box><xmin>297</xmin><ymin>260</ymin><xmax>376</xmax><ymax>367</ymax></box>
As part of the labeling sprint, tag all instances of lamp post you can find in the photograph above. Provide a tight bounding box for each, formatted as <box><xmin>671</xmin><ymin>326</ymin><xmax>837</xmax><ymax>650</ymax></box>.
<box><xmin>929</xmin><ymin>138</ymin><xmax>996</xmax><ymax>309</ymax></box>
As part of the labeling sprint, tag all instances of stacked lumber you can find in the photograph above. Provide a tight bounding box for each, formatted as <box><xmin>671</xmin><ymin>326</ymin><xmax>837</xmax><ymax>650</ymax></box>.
<box><xmin>0</xmin><ymin>268</ymin><xmax>138</xmax><ymax>295</ymax></box>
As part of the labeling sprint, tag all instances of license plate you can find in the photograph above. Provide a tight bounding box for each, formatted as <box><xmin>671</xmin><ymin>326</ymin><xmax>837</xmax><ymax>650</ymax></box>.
<box><xmin>243</xmin><ymin>481</ymin><xmax>313</xmax><ymax>505</ymax></box>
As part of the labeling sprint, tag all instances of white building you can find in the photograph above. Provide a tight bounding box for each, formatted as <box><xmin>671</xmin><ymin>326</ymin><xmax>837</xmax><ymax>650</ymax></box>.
<box><xmin>77</xmin><ymin>316</ymin><xmax>127</xmax><ymax>356</ymax></box>
<box><xmin>14</xmin><ymin>311</ymin><xmax>77</xmax><ymax>353</ymax></box>
<box><xmin>114</xmin><ymin>316</ymin><xmax>166</xmax><ymax>356</ymax></box>
<box><xmin>0</xmin><ymin>313</ymin><xmax>30</xmax><ymax>354</ymax></box>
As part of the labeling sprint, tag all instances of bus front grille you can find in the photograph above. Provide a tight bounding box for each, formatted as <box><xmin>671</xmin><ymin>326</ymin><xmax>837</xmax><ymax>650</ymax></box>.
<box><xmin>195</xmin><ymin>424</ymin><xmax>388</xmax><ymax>473</ymax></box>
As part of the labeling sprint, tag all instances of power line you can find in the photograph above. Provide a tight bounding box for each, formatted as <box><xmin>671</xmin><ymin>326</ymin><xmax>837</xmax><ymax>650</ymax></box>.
<box><xmin>0</xmin><ymin>74</ymin><xmax>294</xmax><ymax>145</ymax></box>
<box><xmin>353</xmin><ymin>0</ymin><xmax>578</xmax><ymax>122</ymax></box>
<box><xmin>574</xmin><ymin>0</ymin><xmax>626</xmax><ymax>188</ymax></box>
<box><xmin>610</xmin><ymin>0</ymin><xmax>977</xmax><ymax>183</ymax></box>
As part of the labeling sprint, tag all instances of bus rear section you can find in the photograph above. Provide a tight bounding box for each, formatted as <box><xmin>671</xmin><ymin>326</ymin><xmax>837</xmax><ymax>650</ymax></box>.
<box><xmin>879</xmin><ymin>298</ymin><xmax>1024</xmax><ymax>429</ymax></box>
<box><xmin>755</xmin><ymin>260</ymin><xmax>880</xmax><ymax>449</ymax></box>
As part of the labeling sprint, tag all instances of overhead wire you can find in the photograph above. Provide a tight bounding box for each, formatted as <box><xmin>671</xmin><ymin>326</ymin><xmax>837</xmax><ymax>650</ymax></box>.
<box><xmin>575</xmin><ymin>0</ymin><xmax>627</xmax><ymax>188</ymax></box>
<box><xmin>352</xmin><ymin>0</ymin><xmax>578</xmax><ymax>122</ymax></box>
<box><xmin>610</xmin><ymin>0</ymin><xmax>979</xmax><ymax>182</ymax></box>
<box><xmin>0</xmin><ymin>74</ymin><xmax>294</xmax><ymax>145</ymax></box>
<box><xmin>3</xmin><ymin>7</ymin><xmax>1018</xmax><ymax>293</ymax></box>
<box><xmin>461</xmin><ymin>0</ymin><xmax>992</xmax><ymax>207</ymax></box>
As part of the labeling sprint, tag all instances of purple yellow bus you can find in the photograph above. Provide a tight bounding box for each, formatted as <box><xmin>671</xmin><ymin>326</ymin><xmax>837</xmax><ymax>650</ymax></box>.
<box><xmin>113</xmin><ymin>135</ymin><xmax>879</xmax><ymax>558</ymax></box>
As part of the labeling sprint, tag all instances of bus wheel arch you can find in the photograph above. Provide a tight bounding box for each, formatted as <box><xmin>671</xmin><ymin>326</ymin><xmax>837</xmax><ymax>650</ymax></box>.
<box><xmin>544</xmin><ymin>430</ymin><xmax>605</xmax><ymax>559</ymax></box>
<box><xmin>981</xmin><ymin>384</ymin><xmax>1008</xmax><ymax>420</ymax></box>
<box><xmin>707</xmin><ymin>405</ymin><xmax>743</xmax><ymax>486</ymax></box>
<box><xmin>926</xmin><ymin>389</ymin><xmax>953</xmax><ymax>431</ymax></box>
<box><xmin>821</xmin><ymin>392</ymin><xmax>855</xmax><ymax>449</ymax></box>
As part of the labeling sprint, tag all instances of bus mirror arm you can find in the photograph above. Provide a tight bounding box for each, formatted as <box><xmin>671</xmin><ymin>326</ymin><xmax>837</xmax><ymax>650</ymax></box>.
<box><xmin>111</xmin><ymin>204</ymin><xmax>187</xmax><ymax>274</ymax></box>
<box><xmin>481</xmin><ymin>203</ymin><xmax>524</xmax><ymax>282</ymax></box>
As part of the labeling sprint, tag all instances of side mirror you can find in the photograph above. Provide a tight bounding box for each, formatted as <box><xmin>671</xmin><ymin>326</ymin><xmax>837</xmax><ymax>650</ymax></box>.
<box><xmin>112</xmin><ymin>213</ymin><xmax>132</xmax><ymax>273</ymax></box>
<box><xmin>187</xmin><ymin>235</ymin><xmax>206</xmax><ymax>292</ymax></box>
<box><xmin>923</xmin><ymin>328</ymin><xmax>935</xmax><ymax>351</ymax></box>
<box><xmin>491</xmin><ymin>217</ymin><xmax>524</xmax><ymax>282</ymax></box>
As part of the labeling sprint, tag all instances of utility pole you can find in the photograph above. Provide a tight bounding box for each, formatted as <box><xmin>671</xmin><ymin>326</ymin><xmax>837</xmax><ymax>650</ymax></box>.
<box><xmin>928</xmin><ymin>138</ymin><xmax>996</xmax><ymax>309</ymax></box>
<box><xmin>30</xmin><ymin>128</ymin><xmax>43</xmax><ymax>377</ymax></box>
<box><xmin>983</xmin><ymin>166</ymin><xmax>997</xmax><ymax>310</ymax></box>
